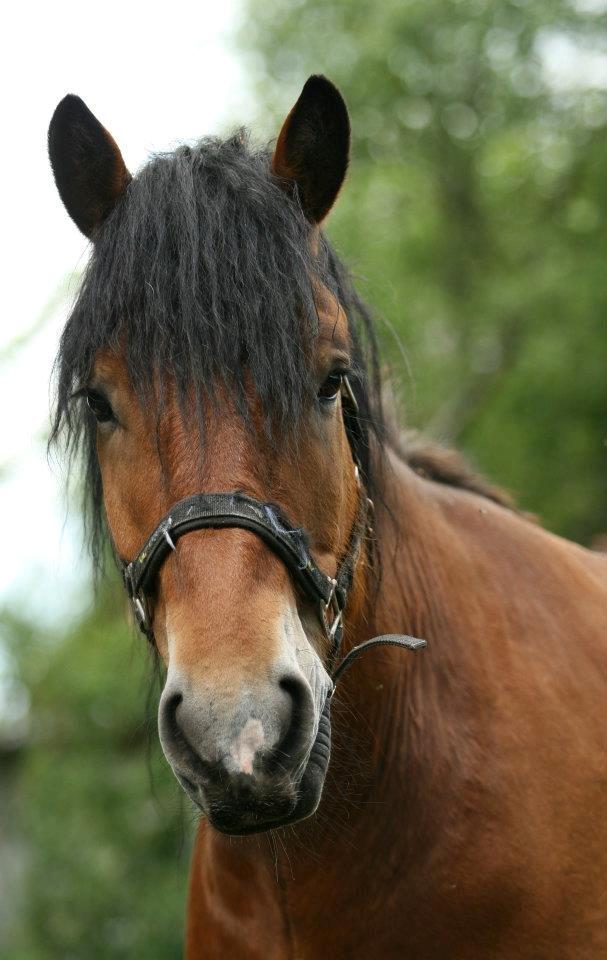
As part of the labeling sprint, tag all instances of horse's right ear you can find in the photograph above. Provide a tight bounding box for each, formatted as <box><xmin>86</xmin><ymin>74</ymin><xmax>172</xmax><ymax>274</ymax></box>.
<box><xmin>48</xmin><ymin>95</ymin><xmax>131</xmax><ymax>239</ymax></box>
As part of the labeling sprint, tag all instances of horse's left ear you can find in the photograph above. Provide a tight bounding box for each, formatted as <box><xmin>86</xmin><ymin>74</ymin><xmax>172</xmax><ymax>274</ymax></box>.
<box><xmin>272</xmin><ymin>75</ymin><xmax>350</xmax><ymax>225</ymax></box>
<box><xmin>48</xmin><ymin>95</ymin><xmax>131</xmax><ymax>238</ymax></box>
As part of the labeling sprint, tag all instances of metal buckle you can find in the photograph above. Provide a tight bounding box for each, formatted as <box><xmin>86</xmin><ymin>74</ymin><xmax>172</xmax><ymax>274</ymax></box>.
<box><xmin>131</xmin><ymin>594</ymin><xmax>150</xmax><ymax>636</ymax></box>
<box><xmin>320</xmin><ymin>579</ymin><xmax>343</xmax><ymax>641</ymax></box>
<box><xmin>160</xmin><ymin>518</ymin><xmax>176</xmax><ymax>551</ymax></box>
<box><xmin>122</xmin><ymin>565</ymin><xmax>149</xmax><ymax>636</ymax></box>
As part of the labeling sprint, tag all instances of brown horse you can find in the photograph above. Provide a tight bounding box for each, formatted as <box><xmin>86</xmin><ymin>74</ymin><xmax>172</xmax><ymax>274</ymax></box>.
<box><xmin>48</xmin><ymin>77</ymin><xmax>607</xmax><ymax>958</ymax></box>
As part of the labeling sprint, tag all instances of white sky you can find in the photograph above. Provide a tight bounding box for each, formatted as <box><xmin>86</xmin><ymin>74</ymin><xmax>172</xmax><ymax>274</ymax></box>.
<box><xmin>0</xmin><ymin>0</ymin><xmax>248</xmax><ymax>629</ymax></box>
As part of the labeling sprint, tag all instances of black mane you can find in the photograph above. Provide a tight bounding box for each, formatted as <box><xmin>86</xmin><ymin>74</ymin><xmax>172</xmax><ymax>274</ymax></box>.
<box><xmin>51</xmin><ymin>130</ymin><xmax>384</xmax><ymax>566</ymax></box>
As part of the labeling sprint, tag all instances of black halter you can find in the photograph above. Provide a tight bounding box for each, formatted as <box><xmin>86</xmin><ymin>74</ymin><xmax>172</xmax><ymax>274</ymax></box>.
<box><xmin>119</xmin><ymin>377</ymin><xmax>426</xmax><ymax>684</ymax></box>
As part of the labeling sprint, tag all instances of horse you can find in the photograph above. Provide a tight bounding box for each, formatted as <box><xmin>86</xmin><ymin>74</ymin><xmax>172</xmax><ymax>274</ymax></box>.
<box><xmin>48</xmin><ymin>76</ymin><xmax>607</xmax><ymax>959</ymax></box>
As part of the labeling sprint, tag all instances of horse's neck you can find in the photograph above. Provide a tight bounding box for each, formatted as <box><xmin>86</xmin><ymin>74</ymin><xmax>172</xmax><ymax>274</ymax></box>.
<box><xmin>318</xmin><ymin>449</ymin><xmax>467</xmax><ymax>840</ymax></box>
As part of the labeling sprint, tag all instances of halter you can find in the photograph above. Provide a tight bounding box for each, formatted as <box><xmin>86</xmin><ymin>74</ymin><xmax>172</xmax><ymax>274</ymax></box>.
<box><xmin>119</xmin><ymin>377</ymin><xmax>426</xmax><ymax>685</ymax></box>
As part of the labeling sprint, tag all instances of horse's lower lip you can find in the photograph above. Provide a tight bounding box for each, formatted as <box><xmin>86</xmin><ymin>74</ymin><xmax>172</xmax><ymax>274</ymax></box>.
<box><xmin>205</xmin><ymin>769</ymin><xmax>326</xmax><ymax>836</ymax></box>
<box><xmin>180</xmin><ymin>771</ymin><xmax>305</xmax><ymax>833</ymax></box>
<box><xmin>207</xmin><ymin>797</ymin><xmax>299</xmax><ymax>836</ymax></box>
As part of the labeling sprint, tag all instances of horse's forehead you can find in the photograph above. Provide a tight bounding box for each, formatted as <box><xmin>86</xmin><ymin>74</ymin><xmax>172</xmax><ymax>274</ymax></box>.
<box><xmin>93</xmin><ymin>347</ymin><xmax>131</xmax><ymax>386</ymax></box>
<box><xmin>314</xmin><ymin>283</ymin><xmax>350</xmax><ymax>350</ymax></box>
<box><xmin>90</xmin><ymin>280</ymin><xmax>350</xmax><ymax>392</ymax></box>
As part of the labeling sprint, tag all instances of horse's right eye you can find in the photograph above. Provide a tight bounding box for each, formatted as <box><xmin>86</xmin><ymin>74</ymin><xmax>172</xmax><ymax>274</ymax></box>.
<box><xmin>86</xmin><ymin>389</ymin><xmax>115</xmax><ymax>424</ymax></box>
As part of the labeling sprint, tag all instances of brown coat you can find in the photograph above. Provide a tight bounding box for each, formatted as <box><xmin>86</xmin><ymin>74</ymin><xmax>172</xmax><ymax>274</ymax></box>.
<box><xmin>186</xmin><ymin>449</ymin><xmax>607</xmax><ymax>959</ymax></box>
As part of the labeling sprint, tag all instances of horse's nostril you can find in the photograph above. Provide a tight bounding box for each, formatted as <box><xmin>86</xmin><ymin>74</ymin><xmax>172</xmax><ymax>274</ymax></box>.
<box><xmin>159</xmin><ymin>688</ymin><xmax>208</xmax><ymax>780</ymax></box>
<box><xmin>163</xmin><ymin>691</ymin><xmax>183</xmax><ymax>736</ymax></box>
<box><xmin>178</xmin><ymin>772</ymin><xmax>197</xmax><ymax>794</ymax></box>
<box><xmin>279</xmin><ymin>675</ymin><xmax>307</xmax><ymax>716</ymax></box>
<box><xmin>273</xmin><ymin>675</ymin><xmax>314</xmax><ymax>764</ymax></box>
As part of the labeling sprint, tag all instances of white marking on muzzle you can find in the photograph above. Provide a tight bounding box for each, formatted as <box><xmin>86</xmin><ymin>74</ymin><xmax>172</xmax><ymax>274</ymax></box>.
<box><xmin>229</xmin><ymin>718</ymin><xmax>265</xmax><ymax>775</ymax></box>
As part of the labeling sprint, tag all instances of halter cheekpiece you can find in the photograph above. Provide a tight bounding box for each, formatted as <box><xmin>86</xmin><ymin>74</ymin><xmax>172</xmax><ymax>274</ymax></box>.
<box><xmin>119</xmin><ymin>377</ymin><xmax>426</xmax><ymax>685</ymax></box>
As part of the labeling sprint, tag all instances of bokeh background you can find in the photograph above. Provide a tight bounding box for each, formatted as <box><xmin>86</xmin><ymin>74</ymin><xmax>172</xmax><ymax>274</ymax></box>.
<box><xmin>1</xmin><ymin>0</ymin><xmax>605</xmax><ymax>955</ymax></box>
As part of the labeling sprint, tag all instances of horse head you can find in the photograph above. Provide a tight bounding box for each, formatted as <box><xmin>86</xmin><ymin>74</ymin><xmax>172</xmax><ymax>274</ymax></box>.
<box><xmin>48</xmin><ymin>77</ymin><xmax>377</xmax><ymax>835</ymax></box>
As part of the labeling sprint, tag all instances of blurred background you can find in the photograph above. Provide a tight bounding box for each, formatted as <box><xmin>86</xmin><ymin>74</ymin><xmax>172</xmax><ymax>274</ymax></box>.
<box><xmin>1</xmin><ymin>0</ymin><xmax>605</xmax><ymax>955</ymax></box>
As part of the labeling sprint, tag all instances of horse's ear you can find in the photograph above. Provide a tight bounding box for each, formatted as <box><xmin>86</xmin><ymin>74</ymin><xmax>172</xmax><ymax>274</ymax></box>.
<box><xmin>272</xmin><ymin>75</ymin><xmax>350</xmax><ymax>225</ymax></box>
<box><xmin>48</xmin><ymin>95</ymin><xmax>131</xmax><ymax>238</ymax></box>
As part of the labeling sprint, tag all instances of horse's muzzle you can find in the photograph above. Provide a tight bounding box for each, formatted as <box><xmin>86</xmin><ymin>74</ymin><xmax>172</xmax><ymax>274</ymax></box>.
<box><xmin>158</xmin><ymin>671</ymin><xmax>332</xmax><ymax>835</ymax></box>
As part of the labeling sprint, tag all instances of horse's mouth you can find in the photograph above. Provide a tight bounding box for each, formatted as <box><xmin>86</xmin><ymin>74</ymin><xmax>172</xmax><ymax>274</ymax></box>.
<box><xmin>177</xmin><ymin>698</ymin><xmax>332</xmax><ymax>836</ymax></box>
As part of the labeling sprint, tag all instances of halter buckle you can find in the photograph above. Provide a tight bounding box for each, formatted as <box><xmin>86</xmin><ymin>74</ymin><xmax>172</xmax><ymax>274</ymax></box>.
<box><xmin>321</xmin><ymin>579</ymin><xmax>343</xmax><ymax>642</ymax></box>
<box><xmin>120</xmin><ymin>560</ymin><xmax>152</xmax><ymax>639</ymax></box>
<box><xmin>128</xmin><ymin>592</ymin><xmax>152</xmax><ymax>639</ymax></box>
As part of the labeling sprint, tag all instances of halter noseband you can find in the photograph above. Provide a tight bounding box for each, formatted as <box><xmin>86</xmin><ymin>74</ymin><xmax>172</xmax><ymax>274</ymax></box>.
<box><xmin>119</xmin><ymin>378</ymin><xmax>425</xmax><ymax>684</ymax></box>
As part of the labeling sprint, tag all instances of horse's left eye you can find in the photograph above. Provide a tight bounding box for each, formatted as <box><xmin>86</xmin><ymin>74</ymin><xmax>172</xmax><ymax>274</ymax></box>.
<box><xmin>318</xmin><ymin>371</ymin><xmax>343</xmax><ymax>404</ymax></box>
<box><xmin>86</xmin><ymin>389</ymin><xmax>115</xmax><ymax>423</ymax></box>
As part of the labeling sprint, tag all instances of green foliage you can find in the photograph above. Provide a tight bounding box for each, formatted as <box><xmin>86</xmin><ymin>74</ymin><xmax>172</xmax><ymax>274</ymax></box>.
<box><xmin>2</xmin><ymin>583</ymin><xmax>190</xmax><ymax>959</ymax></box>
<box><xmin>239</xmin><ymin>0</ymin><xmax>607</xmax><ymax>541</ymax></box>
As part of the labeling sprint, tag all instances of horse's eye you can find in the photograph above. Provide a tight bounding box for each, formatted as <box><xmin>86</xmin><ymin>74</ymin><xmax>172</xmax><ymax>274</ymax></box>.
<box><xmin>86</xmin><ymin>389</ymin><xmax>115</xmax><ymax>424</ymax></box>
<box><xmin>318</xmin><ymin>371</ymin><xmax>343</xmax><ymax>404</ymax></box>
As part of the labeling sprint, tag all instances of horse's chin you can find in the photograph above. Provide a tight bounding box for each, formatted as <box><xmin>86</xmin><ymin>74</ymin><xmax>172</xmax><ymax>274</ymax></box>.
<box><xmin>187</xmin><ymin>698</ymin><xmax>333</xmax><ymax>837</ymax></box>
